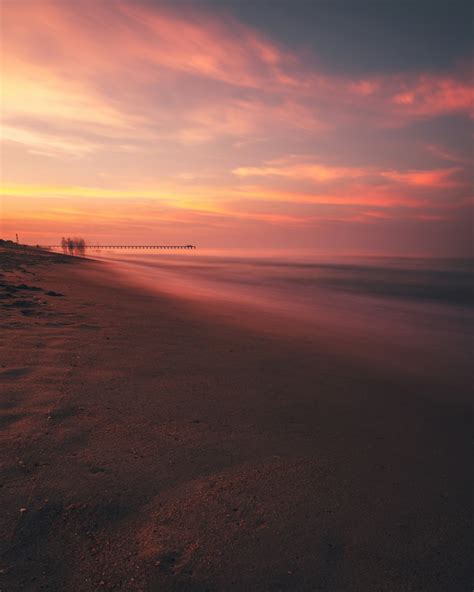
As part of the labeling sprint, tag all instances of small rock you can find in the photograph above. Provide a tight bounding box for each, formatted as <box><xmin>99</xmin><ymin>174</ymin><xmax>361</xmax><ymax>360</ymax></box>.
<box><xmin>66</xmin><ymin>503</ymin><xmax>81</xmax><ymax>511</ymax></box>
<box><xmin>17</xmin><ymin>284</ymin><xmax>41</xmax><ymax>291</ymax></box>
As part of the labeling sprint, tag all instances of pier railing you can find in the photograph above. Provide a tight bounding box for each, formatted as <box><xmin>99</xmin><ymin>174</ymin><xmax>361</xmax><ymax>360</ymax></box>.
<box><xmin>40</xmin><ymin>245</ymin><xmax>196</xmax><ymax>250</ymax></box>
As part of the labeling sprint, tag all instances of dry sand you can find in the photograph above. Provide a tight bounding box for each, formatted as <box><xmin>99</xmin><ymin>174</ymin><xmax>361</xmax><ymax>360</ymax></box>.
<box><xmin>0</xmin><ymin>246</ymin><xmax>471</xmax><ymax>591</ymax></box>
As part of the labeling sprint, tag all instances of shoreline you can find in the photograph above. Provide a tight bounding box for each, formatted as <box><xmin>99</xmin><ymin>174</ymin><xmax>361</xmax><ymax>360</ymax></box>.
<box><xmin>1</xmin><ymin>247</ymin><xmax>471</xmax><ymax>591</ymax></box>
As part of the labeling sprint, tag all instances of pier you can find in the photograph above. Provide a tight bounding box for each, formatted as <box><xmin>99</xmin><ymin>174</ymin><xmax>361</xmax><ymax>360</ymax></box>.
<box><xmin>41</xmin><ymin>245</ymin><xmax>196</xmax><ymax>250</ymax></box>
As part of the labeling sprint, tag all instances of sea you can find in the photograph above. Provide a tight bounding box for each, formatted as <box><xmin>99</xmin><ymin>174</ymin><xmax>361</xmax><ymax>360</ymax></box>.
<box><xmin>86</xmin><ymin>249</ymin><xmax>473</xmax><ymax>389</ymax></box>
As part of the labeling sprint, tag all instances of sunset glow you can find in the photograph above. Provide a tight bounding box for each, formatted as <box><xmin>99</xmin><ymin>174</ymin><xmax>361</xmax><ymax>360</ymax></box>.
<box><xmin>1</xmin><ymin>0</ymin><xmax>472</xmax><ymax>254</ymax></box>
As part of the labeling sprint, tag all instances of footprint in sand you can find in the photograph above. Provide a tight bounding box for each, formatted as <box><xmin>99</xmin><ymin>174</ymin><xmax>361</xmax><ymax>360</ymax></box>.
<box><xmin>0</xmin><ymin>412</ymin><xmax>26</xmax><ymax>429</ymax></box>
<box><xmin>0</xmin><ymin>367</ymin><xmax>32</xmax><ymax>380</ymax></box>
<box><xmin>6</xmin><ymin>299</ymin><xmax>37</xmax><ymax>309</ymax></box>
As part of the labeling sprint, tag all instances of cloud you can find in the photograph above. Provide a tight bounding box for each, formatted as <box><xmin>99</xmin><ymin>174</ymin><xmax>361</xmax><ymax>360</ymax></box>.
<box><xmin>233</xmin><ymin>162</ymin><xmax>365</xmax><ymax>182</ymax></box>
<box><xmin>380</xmin><ymin>167</ymin><xmax>462</xmax><ymax>188</ymax></box>
<box><xmin>2</xmin><ymin>0</ymin><xmax>472</xmax><ymax>156</ymax></box>
<box><xmin>233</xmin><ymin>157</ymin><xmax>464</xmax><ymax>193</ymax></box>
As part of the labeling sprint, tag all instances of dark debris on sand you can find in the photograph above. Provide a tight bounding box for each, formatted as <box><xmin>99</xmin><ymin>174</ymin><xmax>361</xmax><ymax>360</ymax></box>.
<box><xmin>0</xmin><ymin>244</ymin><xmax>72</xmax><ymax>320</ymax></box>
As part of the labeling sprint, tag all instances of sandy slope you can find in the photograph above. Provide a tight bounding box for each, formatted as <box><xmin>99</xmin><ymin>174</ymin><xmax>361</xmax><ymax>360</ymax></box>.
<box><xmin>0</xmin><ymin>247</ymin><xmax>471</xmax><ymax>591</ymax></box>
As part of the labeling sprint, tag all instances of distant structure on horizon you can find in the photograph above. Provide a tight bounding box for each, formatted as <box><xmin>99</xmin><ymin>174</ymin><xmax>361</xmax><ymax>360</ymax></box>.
<box><xmin>78</xmin><ymin>244</ymin><xmax>197</xmax><ymax>250</ymax></box>
<box><xmin>37</xmin><ymin>241</ymin><xmax>197</xmax><ymax>254</ymax></box>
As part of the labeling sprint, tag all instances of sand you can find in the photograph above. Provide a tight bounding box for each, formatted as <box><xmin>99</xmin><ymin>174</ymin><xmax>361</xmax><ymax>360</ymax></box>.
<box><xmin>0</xmin><ymin>246</ymin><xmax>471</xmax><ymax>591</ymax></box>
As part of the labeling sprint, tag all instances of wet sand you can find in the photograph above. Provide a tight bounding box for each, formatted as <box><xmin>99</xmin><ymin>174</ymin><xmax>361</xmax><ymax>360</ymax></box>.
<box><xmin>0</xmin><ymin>246</ymin><xmax>471</xmax><ymax>591</ymax></box>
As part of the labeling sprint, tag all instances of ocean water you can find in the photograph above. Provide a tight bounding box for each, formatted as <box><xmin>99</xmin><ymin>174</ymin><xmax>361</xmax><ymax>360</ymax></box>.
<box><xmin>88</xmin><ymin>249</ymin><xmax>473</xmax><ymax>385</ymax></box>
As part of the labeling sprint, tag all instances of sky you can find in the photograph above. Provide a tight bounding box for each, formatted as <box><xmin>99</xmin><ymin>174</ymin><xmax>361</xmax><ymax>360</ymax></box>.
<box><xmin>1</xmin><ymin>0</ymin><xmax>472</xmax><ymax>255</ymax></box>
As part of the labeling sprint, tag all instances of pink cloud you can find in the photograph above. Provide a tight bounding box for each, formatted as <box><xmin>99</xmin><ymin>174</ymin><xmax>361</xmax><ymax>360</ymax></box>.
<box><xmin>2</xmin><ymin>0</ymin><xmax>472</xmax><ymax>155</ymax></box>
<box><xmin>390</xmin><ymin>73</ymin><xmax>473</xmax><ymax>118</ymax></box>
<box><xmin>233</xmin><ymin>158</ymin><xmax>464</xmax><ymax>193</ymax></box>
<box><xmin>380</xmin><ymin>167</ymin><xmax>462</xmax><ymax>188</ymax></box>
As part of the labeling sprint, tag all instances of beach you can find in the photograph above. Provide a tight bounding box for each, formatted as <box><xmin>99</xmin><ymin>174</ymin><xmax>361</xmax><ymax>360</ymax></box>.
<box><xmin>1</xmin><ymin>246</ymin><xmax>472</xmax><ymax>591</ymax></box>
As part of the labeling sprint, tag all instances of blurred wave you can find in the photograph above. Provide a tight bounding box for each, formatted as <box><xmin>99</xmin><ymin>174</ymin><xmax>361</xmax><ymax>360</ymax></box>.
<box><xmin>93</xmin><ymin>250</ymin><xmax>473</xmax><ymax>308</ymax></box>
<box><xmin>87</xmin><ymin>249</ymin><xmax>473</xmax><ymax>383</ymax></box>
